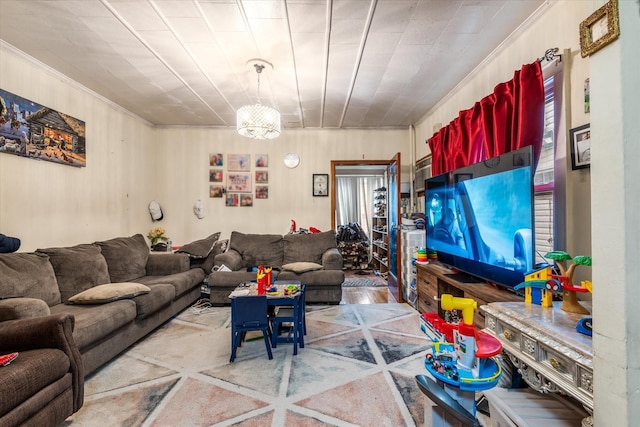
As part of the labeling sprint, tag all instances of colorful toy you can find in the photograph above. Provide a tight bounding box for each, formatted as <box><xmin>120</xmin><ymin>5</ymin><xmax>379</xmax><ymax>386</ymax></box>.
<box><xmin>545</xmin><ymin>251</ymin><xmax>592</xmax><ymax>314</ymax></box>
<box><xmin>420</xmin><ymin>295</ymin><xmax>503</xmax><ymax>390</ymax></box>
<box><xmin>514</xmin><ymin>266</ymin><xmax>560</xmax><ymax>307</ymax></box>
<box><xmin>418</xmin><ymin>295</ymin><xmax>502</xmax><ymax>426</ymax></box>
<box><xmin>283</xmin><ymin>284</ymin><xmax>299</xmax><ymax>295</ymax></box>
<box><xmin>576</xmin><ymin>317</ymin><xmax>593</xmax><ymax>336</ymax></box>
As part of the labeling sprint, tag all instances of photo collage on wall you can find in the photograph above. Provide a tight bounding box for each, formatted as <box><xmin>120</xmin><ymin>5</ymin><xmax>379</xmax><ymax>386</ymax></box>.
<box><xmin>209</xmin><ymin>153</ymin><xmax>268</xmax><ymax>206</ymax></box>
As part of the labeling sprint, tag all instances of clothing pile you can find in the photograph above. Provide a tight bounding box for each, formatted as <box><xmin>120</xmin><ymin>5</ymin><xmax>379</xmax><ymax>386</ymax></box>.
<box><xmin>336</xmin><ymin>222</ymin><xmax>368</xmax><ymax>243</ymax></box>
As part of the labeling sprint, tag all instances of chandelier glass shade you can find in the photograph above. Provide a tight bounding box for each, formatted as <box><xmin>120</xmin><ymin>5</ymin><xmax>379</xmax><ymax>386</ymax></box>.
<box><xmin>237</xmin><ymin>61</ymin><xmax>281</xmax><ymax>140</ymax></box>
<box><xmin>237</xmin><ymin>103</ymin><xmax>281</xmax><ymax>140</ymax></box>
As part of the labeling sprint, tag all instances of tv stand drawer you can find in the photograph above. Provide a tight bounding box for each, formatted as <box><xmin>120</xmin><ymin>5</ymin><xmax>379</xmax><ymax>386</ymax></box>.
<box><xmin>416</xmin><ymin>262</ymin><xmax>521</xmax><ymax>328</ymax></box>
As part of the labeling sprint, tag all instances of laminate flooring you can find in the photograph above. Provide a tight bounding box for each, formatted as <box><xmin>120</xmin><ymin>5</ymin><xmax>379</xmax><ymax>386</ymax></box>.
<box><xmin>340</xmin><ymin>269</ymin><xmax>398</xmax><ymax>305</ymax></box>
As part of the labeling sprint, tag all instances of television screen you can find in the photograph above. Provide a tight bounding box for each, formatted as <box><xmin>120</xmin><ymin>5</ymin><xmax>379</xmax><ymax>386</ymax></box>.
<box><xmin>425</xmin><ymin>146</ymin><xmax>534</xmax><ymax>289</ymax></box>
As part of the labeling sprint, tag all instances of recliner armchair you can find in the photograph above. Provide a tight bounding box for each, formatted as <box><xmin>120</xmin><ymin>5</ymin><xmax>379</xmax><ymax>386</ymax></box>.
<box><xmin>0</xmin><ymin>313</ymin><xmax>84</xmax><ymax>427</ymax></box>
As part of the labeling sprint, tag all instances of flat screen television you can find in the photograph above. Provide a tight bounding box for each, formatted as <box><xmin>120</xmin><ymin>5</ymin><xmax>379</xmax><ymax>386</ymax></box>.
<box><xmin>425</xmin><ymin>146</ymin><xmax>534</xmax><ymax>289</ymax></box>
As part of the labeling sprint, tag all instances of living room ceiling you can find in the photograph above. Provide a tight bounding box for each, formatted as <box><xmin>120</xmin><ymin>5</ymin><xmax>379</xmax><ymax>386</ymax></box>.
<box><xmin>0</xmin><ymin>0</ymin><xmax>545</xmax><ymax>129</ymax></box>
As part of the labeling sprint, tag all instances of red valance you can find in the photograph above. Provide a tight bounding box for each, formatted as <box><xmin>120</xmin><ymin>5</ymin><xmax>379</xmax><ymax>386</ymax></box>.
<box><xmin>428</xmin><ymin>62</ymin><xmax>544</xmax><ymax>176</ymax></box>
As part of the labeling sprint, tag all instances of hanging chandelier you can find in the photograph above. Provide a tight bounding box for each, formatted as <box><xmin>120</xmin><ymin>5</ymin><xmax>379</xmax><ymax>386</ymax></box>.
<box><xmin>237</xmin><ymin>61</ymin><xmax>281</xmax><ymax>140</ymax></box>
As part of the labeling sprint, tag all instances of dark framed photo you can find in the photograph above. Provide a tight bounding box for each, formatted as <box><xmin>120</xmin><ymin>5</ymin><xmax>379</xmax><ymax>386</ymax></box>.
<box><xmin>570</xmin><ymin>124</ymin><xmax>591</xmax><ymax>170</ymax></box>
<box><xmin>312</xmin><ymin>174</ymin><xmax>329</xmax><ymax>197</ymax></box>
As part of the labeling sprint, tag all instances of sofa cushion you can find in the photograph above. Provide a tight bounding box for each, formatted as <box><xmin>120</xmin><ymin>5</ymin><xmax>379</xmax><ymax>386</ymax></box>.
<box><xmin>135</xmin><ymin>269</ymin><xmax>204</xmax><ymax>298</ymax></box>
<box><xmin>0</xmin><ymin>253</ymin><xmax>61</xmax><ymax>307</ymax></box>
<box><xmin>51</xmin><ymin>301</ymin><xmax>137</xmax><ymax>351</ymax></box>
<box><xmin>37</xmin><ymin>244</ymin><xmax>111</xmax><ymax>303</ymax></box>
<box><xmin>278</xmin><ymin>269</ymin><xmax>345</xmax><ymax>286</ymax></box>
<box><xmin>67</xmin><ymin>282</ymin><xmax>151</xmax><ymax>304</ymax></box>
<box><xmin>132</xmin><ymin>284</ymin><xmax>176</xmax><ymax>319</ymax></box>
<box><xmin>95</xmin><ymin>234</ymin><xmax>149</xmax><ymax>282</ymax></box>
<box><xmin>176</xmin><ymin>233</ymin><xmax>220</xmax><ymax>259</ymax></box>
<box><xmin>230</xmin><ymin>232</ymin><xmax>284</xmax><ymax>268</ymax></box>
<box><xmin>282</xmin><ymin>262</ymin><xmax>324</xmax><ymax>273</ymax></box>
<box><xmin>283</xmin><ymin>231</ymin><xmax>337</xmax><ymax>265</ymax></box>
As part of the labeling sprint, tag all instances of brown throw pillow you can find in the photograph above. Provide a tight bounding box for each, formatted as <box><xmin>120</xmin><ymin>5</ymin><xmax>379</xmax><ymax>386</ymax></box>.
<box><xmin>0</xmin><ymin>253</ymin><xmax>61</xmax><ymax>306</ymax></box>
<box><xmin>36</xmin><ymin>244</ymin><xmax>111</xmax><ymax>303</ymax></box>
<box><xmin>176</xmin><ymin>232</ymin><xmax>220</xmax><ymax>259</ymax></box>
<box><xmin>95</xmin><ymin>234</ymin><xmax>149</xmax><ymax>282</ymax></box>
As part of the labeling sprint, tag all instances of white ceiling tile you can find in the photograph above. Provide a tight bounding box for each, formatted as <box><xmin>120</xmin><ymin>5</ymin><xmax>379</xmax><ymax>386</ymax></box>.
<box><xmin>241</xmin><ymin>0</ymin><xmax>285</xmax><ymax>19</ymax></box>
<box><xmin>153</xmin><ymin>0</ymin><xmax>201</xmax><ymax>18</ymax></box>
<box><xmin>0</xmin><ymin>0</ymin><xmax>546</xmax><ymax>127</ymax></box>
<box><xmin>411</xmin><ymin>0</ymin><xmax>462</xmax><ymax>21</ymax></box>
<box><xmin>109</xmin><ymin>1</ymin><xmax>168</xmax><ymax>31</ymax></box>
<box><xmin>369</xmin><ymin>1</ymin><xmax>416</xmax><ymax>33</ymax></box>
<box><xmin>167</xmin><ymin>18</ymin><xmax>216</xmax><ymax>44</ymax></box>
<box><xmin>198</xmin><ymin>2</ymin><xmax>246</xmax><ymax>32</ymax></box>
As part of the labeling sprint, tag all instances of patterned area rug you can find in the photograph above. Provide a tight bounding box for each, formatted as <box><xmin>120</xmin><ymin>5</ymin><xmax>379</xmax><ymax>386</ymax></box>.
<box><xmin>63</xmin><ymin>303</ymin><xmax>493</xmax><ymax>426</ymax></box>
<box><xmin>342</xmin><ymin>278</ymin><xmax>387</xmax><ymax>287</ymax></box>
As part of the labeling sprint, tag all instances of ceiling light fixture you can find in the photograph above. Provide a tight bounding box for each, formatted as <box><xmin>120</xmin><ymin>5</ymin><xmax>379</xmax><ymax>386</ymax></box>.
<box><xmin>237</xmin><ymin>60</ymin><xmax>281</xmax><ymax>140</ymax></box>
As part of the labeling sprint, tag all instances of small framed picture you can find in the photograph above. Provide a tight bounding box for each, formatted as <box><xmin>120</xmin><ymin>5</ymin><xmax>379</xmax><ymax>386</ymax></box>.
<box><xmin>209</xmin><ymin>185</ymin><xmax>224</xmax><ymax>198</ymax></box>
<box><xmin>227</xmin><ymin>154</ymin><xmax>251</xmax><ymax>171</ymax></box>
<box><xmin>256</xmin><ymin>186</ymin><xmax>268</xmax><ymax>199</ymax></box>
<box><xmin>579</xmin><ymin>0</ymin><xmax>620</xmax><ymax>58</ymax></box>
<box><xmin>570</xmin><ymin>124</ymin><xmax>591</xmax><ymax>170</ymax></box>
<box><xmin>225</xmin><ymin>193</ymin><xmax>239</xmax><ymax>207</ymax></box>
<box><xmin>209</xmin><ymin>169</ymin><xmax>223</xmax><ymax>182</ymax></box>
<box><xmin>313</xmin><ymin>174</ymin><xmax>329</xmax><ymax>197</ymax></box>
<box><xmin>209</xmin><ymin>153</ymin><xmax>223</xmax><ymax>166</ymax></box>
<box><xmin>255</xmin><ymin>171</ymin><xmax>268</xmax><ymax>184</ymax></box>
<box><xmin>255</xmin><ymin>154</ymin><xmax>269</xmax><ymax>168</ymax></box>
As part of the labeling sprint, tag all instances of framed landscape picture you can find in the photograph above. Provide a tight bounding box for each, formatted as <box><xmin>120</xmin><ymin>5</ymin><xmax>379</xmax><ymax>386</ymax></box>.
<box><xmin>0</xmin><ymin>88</ymin><xmax>86</xmax><ymax>167</ymax></box>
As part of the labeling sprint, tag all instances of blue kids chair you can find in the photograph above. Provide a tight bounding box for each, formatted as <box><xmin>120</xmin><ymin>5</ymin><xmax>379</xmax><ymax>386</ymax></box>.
<box><xmin>230</xmin><ymin>295</ymin><xmax>273</xmax><ymax>363</ymax></box>
<box><xmin>271</xmin><ymin>284</ymin><xmax>306</xmax><ymax>355</ymax></box>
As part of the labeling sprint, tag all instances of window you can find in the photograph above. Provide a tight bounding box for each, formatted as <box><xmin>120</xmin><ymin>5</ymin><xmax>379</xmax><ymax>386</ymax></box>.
<box><xmin>534</xmin><ymin>63</ymin><xmax>565</xmax><ymax>265</ymax></box>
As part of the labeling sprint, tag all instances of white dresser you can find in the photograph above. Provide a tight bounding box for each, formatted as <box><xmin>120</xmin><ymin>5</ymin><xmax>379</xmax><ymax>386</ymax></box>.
<box><xmin>481</xmin><ymin>301</ymin><xmax>593</xmax><ymax>427</ymax></box>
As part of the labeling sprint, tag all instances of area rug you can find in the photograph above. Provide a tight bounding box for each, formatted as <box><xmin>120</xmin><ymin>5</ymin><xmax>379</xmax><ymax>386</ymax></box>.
<box><xmin>341</xmin><ymin>278</ymin><xmax>387</xmax><ymax>287</ymax></box>
<box><xmin>62</xmin><ymin>303</ymin><xmax>492</xmax><ymax>427</ymax></box>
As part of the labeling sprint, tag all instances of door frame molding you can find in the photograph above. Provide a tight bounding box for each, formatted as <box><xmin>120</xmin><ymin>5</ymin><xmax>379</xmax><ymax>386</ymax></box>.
<box><xmin>330</xmin><ymin>160</ymin><xmax>390</xmax><ymax>231</ymax></box>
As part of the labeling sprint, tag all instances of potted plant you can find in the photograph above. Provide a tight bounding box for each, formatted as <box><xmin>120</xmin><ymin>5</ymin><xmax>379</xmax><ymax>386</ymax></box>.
<box><xmin>147</xmin><ymin>227</ymin><xmax>170</xmax><ymax>251</ymax></box>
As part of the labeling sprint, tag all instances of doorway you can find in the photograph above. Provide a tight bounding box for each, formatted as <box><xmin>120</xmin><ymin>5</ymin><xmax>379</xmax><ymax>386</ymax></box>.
<box><xmin>331</xmin><ymin>156</ymin><xmax>402</xmax><ymax>302</ymax></box>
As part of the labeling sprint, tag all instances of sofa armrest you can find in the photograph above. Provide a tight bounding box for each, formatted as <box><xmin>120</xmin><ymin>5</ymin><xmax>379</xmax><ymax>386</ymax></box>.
<box><xmin>146</xmin><ymin>253</ymin><xmax>190</xmax><ymax>275</ymax></box>
<box><xmin>213</xmin><ymin>249</ymin><xmax>243</xmax><ymax>271</ymax></box>
<box><xmin>0</xmin><ymin>313</ymin><xmax>84</xmax><ymax>411</ymax></box>
<box><xmin>0</xmin><ymin>297</ymin><xmax>51</xmax><ymax>321</ymax></box>
<box><xmin>322</xmin><ymin>248</ymin><xmax>343</xmax><ymax>270</ymax></box>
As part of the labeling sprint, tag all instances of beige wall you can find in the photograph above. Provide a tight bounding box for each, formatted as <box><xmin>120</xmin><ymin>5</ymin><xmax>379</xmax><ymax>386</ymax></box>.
<box><xmin>0</xmin><ymin>43</ymin><xmax>156</xmax><ymax>251</ymax></box>
<box><xmin>152</xmin><ymin>126</ymin><xmax>410</xmax><ymax>245</ymax></box>
<box><xmin>413</xmin><ymin>0</ymin><xmax>592</xmax><ymax>282</ymax></box>
<box><xmin>0</xmin><ymin>42</ymin><xmax>410</xmax><ymax>251</ymax></box>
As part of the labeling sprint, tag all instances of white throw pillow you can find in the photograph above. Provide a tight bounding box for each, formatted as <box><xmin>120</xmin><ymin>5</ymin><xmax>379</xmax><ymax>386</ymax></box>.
<box><xmin>282</xmin><ymin>262</ymin><xmax>323</xmax><ymax>273</ymax></box>
<box><xmin>68</xmin><ymin>282</ymin><xmax>151</xmax><ymax>304</ymax></box>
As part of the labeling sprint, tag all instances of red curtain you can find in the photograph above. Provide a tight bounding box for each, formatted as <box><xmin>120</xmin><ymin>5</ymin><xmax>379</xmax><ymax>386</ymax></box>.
<box><xmin>428</xmin><ymin>61</ymin><xmax>544</xmax><ymax>175</ymax></box>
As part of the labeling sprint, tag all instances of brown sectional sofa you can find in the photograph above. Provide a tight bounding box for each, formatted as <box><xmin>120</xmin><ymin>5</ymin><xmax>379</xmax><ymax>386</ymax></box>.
<box><xmin>208</xmin><ymin>231</ymin><xmax>345</xmax><ymax>304</ymax></box>
<box><xmin>0</xmin><ymin>234</ymin><xmax>205</xmax><ymax>426</ymax></box>
<box><xmin>0</xmin><ymin>314</ymin><xmax>82</xmax><ymax>427</ymax></box>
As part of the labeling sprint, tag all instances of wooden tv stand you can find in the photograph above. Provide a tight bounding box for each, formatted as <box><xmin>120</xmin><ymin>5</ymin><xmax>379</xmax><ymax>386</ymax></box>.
<box><xmin>415</xmin><ymin>262</ymin><xmax>522</xmax><ymax>328</ymax></box>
